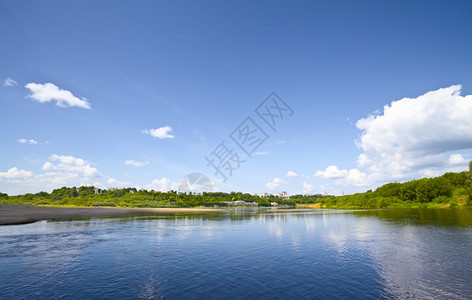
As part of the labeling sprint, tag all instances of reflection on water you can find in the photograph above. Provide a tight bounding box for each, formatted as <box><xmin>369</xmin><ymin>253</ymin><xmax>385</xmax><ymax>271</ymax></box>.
<box><xmin>1</xmin><ymin>208</ymin><xmax>472</xmax><ymax>299</ymax></box>
<box><xmin>349</xmin><ymin>209</ymin><xmax>472</xmax><ymax>299</ymax></box>
<box><xmin>351</xmin><ymin>208</ymin><xmax>472</xmax><ymax>227</ymax></box>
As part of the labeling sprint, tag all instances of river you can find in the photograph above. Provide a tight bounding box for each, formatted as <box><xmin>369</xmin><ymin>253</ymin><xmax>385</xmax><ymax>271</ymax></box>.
<box><xmin>1</xmin><ymin>208</ymin><xmax>471</xmax><ymax>299</ymax></box>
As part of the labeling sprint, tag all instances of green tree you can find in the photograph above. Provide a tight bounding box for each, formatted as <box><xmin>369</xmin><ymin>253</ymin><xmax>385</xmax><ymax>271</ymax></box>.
<box><xmin>470</xmin><ymin>161</ymin><xmax>472</xmax><ymax>178</ymax></box>
<box><xmin>467</xmin><ymin>161</ymin><xmax>472</xmax><ymax>205</ymax></box>
<box><xmin>466</xmin><ymin>186</ymin><xmax>472</xmax><ymax>206</ymax></box>
<box><xmin>442</xmin><ymin>172</ymin><xmax>469</xmax><ymax>187</ymax></box>
<box><xmin>400</xmin><ymin>180</ymin><xmax>419</xmax><ymax>202</ymax></box>
<box><xmin>416</xmin><ymin>177</ymin><xmax>452</xmax><ymax>203</ymax></box>
<box><xmin>375</xmin><ymin>182</ymin><xmax>401</xmax><ymax>198</ymax></box>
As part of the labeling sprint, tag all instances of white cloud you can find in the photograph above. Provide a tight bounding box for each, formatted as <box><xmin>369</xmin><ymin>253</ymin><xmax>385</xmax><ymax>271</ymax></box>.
<box><xmin>315</xmin><ymin>165</ymin><xmax>348</xmax><ymax>179</ymax></box>
<box><xmin>265</xmin><ymin>177</ymin><xmax>287</xmax><ymax>191</ymax></box>
<box><xmin>37</xmin><ymin>172</ymin><xmax>79</xmax><ymax>186</ymax></box>
<box><xmin>18</xmin><ymin>138</ymin><xmax>38</xmax><ymax>145</ymax></box>
<box><xmin>302</xmin><ymin>182</ymin><xmax>313</xmax><ymax>193</ymax></box>
<box><xmin>145</xmin><ymin>178</ymin><xmax>177</xmax><ymax>192</ymax></box>
<box><xmin>317</xmin><ymin>85</ymin><xmax>472</xmax><ymax>190</ymax></box>
<box><xmin>0</xmin><ymin>167</ymin><xmax>33</xmax><ymax>179</ymax></box>
<box><xmin>315</xmin><ymin>165</ymin><xmax>368</xmax><ymax>187</ymax></box>
<box><xmin>3</xmin><ymin>77</ymin><xmax>17</xmax><ymax>87</ymax></box>
<box><xmin>344</xmin><ymin>169</ymin><xmax>368</xmax><ymax>187</ymax></box>
<box><xmin>107</xmin><ymin>178</ymin><xmax>130</xmax><ymax>187</ymax></box>
<box><xmin>0</xmin><ymin>155</ymin><xmax>106</xmax><ymax>194</ymax></box>
<box><xmin>448</xmin><ymin>154</ymin><xmax>467</xmax><ymax>165</ymax></box>
<box><xmin>143</xmin><ymin>126</ymin><xmax>174</xmax><ymax>139</ymax></box>
<box><xmin>286</xmin><ymin>171</ymin><xmax>298</xmax><ymax>177</ymax></box>
<box><xmin>356</xmin><ymin>85</ymin><xmax>472</xmax><ymax>181</ymax></box>
<box><xmin>42</xmin><ymin>154</ymin><xmax>100</xmax><ymax>177</ymax></box>
<box><xmin>125</xmin><ymin>160</ymin><xmax>150</xmax><ymax>167</ymax></box>
<box><xmin>25</xmin><ymin>82</ymin><xmax>90</xmax><ymax>109</ymax></box>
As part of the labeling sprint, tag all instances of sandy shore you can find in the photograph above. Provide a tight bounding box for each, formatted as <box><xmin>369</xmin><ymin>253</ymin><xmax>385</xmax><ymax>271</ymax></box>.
<box><xmin>0</xmin><ymin>204</ymin><xmax>225</xmax><ymax>226</ymax></box>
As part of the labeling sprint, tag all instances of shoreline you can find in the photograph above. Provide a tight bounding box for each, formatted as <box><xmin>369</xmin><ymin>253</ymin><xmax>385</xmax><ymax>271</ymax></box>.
<box><xmin>0</xmin><ymin>204</ymin><xmax>225</xmax><ymax>226</ymax></box>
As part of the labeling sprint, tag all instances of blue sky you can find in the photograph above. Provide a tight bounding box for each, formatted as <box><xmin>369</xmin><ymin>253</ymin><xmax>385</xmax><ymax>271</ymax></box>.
<box><xmin>1</xmin><ymin>0</ymin><xmax>472</xmax><ymax>195</ymax></box>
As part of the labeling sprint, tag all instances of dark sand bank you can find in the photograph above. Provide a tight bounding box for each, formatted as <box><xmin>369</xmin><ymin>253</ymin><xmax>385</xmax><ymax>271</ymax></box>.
<box><xmin>0</xmin><ymin>204</ymin><xmax>224</xmax><ymax>226</ymax></box>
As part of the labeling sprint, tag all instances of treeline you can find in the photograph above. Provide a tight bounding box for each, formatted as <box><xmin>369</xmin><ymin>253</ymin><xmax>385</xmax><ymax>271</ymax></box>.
<box><xmin>1</xmin><ymin>162</ymin><xmax>471</xmax><ymax>209</ymax></box>
<box><xmin>318</xmin><ymin>162</ymin><xmax>472</xmax><ymax>209</ymax></box>
<box><xmin>0</xmin><ymin>187</ymin><xmax>327</xmax><ymax>208</ymax></box>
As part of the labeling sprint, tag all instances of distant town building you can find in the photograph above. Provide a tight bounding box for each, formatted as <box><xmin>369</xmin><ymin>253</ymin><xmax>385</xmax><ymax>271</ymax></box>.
<box><xmin>222</xmin><ymin>200</ymin><xmax>258</xmax><ymax>206</ymax></box>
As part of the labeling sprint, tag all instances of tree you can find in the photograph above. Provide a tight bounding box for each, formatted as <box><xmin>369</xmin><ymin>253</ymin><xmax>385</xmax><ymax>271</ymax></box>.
<box><xmin>416</xmin><ymin>177</ymin><xmax>452</xmax><ymax>203</ymax></box>
<box><xmin>400</xmin><ymin>180</ymin><xmax>419</xmax><ymax>202</ymax></box>
<box><xmin>467</xmin><ymin>161</ymin><xmax>472</xmax><ymax>205</ymax></box>
<box><xmin>442</xmin><ymin>172</ymin><xmax>468</xmax><ymax>187</ymax></box>
<box><xmin>468</xmin><ymin>160</ymin><xmax>472</xmax><ymax>184</ymax></box>
<box><xmin>375</xmin><ymin>182</ymin><xmax>401</xmax><ymax>198</ymax></box>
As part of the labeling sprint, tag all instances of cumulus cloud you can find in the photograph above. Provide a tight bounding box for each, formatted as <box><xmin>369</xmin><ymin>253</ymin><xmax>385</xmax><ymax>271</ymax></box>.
<box><xmin>145</xmin><ymin>178</ymin><xmax>177</xmax><ymax>192</ymax></box>
<box><xmin>42</xmin><ymin>154</ymin><xmax>100</xmax><ymax>177</ymax></box>
<box><xmin>315</xmin><ymin>165</ymin><xmax>368</xmax><ymax>187</ymax></box>
<box><xmin>302</xmin><ymin>182</ymin><xmax>313</xmax><ymax>193</ymax></box>
<box><xmin>318</xmin><ymin>85</ymin><xmax>472</xmax><ymax>189</ymax></box>
<box><xmin>0</xmin><ymin>167</ymin><xmax>33</xmax><ymax>179</ymax></box>
<box><xmin>286</xmin><ymin>171</ymin><xmax>298</xmax><ymax>177</ymax></box>
<box><xmin>344</xmin><ymin>169</ymin><xmax>368</xmax><ymax>187</ymax></box>
<box><xmin>125</xmin><ymin>160</ymin><xmax>150</xmax><ymax>167</ymax></box>
<box><xmin>25</xmin><ymin>82</ymin><xmax>90</xmax><ymax>109</ymax></box>
<box><xmin>0</xmin><ymin>154</ymin><xmax>106</xmax><ymax>194</ymax></box>
<box><xmin>356</xmin><ymin>85</ymin><xmax>472</xmax><ymax>181</ymax></box>
<box><xmin>3</xmin><ymin>77</ymin><xmax>17</xmax><ymax>86</ymax></box>
<box><xmin>18</xmin><ymin>138</ymin><xmax>38</xmax><ymax>145</ymax></box>
<box><xmin>448</xmin><ymin>154</ymin><xmax>467</xmax><ymax>165</ymax></box>
<box><xmin>265</xmin><ymin>177</ymin><xmax>287</xmax><ymax>191</ymax></box>
<box><xmin>107</xmin><ymin>178</ymin><xmax>130</xmax><ymax>187</ymax></box>
<box><xmin>315</xmin><ymin>165</ymin><xmax>348</xmax><ymax>179</ymax></box>
<box><xmin>143</xmin><ymin>126</ymin><xmax>174</xmax><ymax>139</ymax></box>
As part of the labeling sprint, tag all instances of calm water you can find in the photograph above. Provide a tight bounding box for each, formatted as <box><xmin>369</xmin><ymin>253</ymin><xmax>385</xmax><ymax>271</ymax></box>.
<box><xmin>1</xmin><ymin>208</ymin><xmax>472</xmax><ymax>299</ymax></box>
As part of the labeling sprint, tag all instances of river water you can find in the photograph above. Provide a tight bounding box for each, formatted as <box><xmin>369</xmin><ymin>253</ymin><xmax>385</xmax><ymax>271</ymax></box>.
<box><xmin>1</xmin><ymin>208</ymin><xmax>472</xmax><ymax>299</ymax></box>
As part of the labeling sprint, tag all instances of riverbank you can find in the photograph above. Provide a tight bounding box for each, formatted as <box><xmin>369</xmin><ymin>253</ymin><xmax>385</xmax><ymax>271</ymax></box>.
<box><xmin>0</xmin><ymin>204</ymin><xmax>224</xmax><ymax>226</ymax></box>
<box><xmin>297</xmin><ymin>201</ymin><xmax>471</xmax><ymax>209</ymax></box>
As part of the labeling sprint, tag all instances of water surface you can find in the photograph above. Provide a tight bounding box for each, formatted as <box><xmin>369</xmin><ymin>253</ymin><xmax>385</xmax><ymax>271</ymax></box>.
<box><xmin>1</xmin><ymin>208</ymin><xmax>471</xmax><ymax>299</ymax></box>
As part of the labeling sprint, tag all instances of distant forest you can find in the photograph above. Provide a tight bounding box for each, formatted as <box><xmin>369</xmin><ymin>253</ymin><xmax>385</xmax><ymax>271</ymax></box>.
<box><xmin>318</xmin><ymin>161</ymin><xmax>472</xmax><ymax>209</ymax></box>
<box><xmin>1</xmin><ymin>162</ymin><xmax>471</xmax><ymax>209</ymax></box>
<box><xmin>0</xmin><ymin>187</ymin><xmax>325</xmax><ymax>208</ymax></box>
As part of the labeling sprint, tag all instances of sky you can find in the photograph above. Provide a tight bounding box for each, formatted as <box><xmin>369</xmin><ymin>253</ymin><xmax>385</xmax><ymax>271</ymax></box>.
<box><xmin>1</xmin><ymin>0</ymin><xmax>472</xmax><ymax>196</ymax></box>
